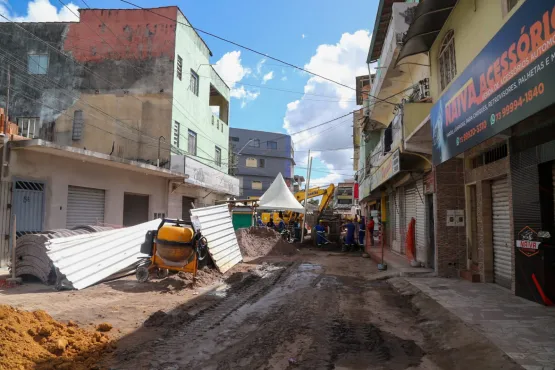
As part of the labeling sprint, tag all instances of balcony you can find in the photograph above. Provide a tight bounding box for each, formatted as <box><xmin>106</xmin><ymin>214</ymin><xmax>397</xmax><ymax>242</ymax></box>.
<box><xmin>170</xmin><ymin>154</ymin><xmax>240</xmax><ymax>196</ymax></box>
<box><xmin>210</xmin><ymin>66</ymin><xmax>230</xmax><ymax>102</ymax></box>
<box><xmin>211</xmin><ymin>114</ymin><xmax>226</xmax><ymax>131</ymax></box>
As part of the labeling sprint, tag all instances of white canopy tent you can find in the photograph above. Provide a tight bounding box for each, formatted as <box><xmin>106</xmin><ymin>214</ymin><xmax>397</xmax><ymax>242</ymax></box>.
<box><xmin>257</xmin><ymin>173</ymin><xmax>305</xmax><ymax>213</ymax></box>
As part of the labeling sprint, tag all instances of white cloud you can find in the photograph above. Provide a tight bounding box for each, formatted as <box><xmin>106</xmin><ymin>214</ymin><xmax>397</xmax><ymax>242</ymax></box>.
<box><xmin>214</xmin><ymin>51</ymin><xmax>260</xmax><ymax>108</ymax></box>
<box><xmin>256</xmin><ymin>58</ymin><xmax>266</xmax><ymax>75</ymax></box>
<box><xmin>281</xmin><ymin>76</ymin><xmax>287</xmax><ymax>81</ymax></box>
<box><xmin>284</xmin><ymin>30</ymin><xmax>371</xmax><ymax>184</ymax></box>
<box><xmin>1</xmin><ymin>0</ymin><xmax>79</xmax><ymax>22</ymax></box>
<box><xmin>262</xmin><ymin>71</ymin><xmax>274</xmax><ymax>84</ymax></box>
<box><xmin>302</xmin><ymin>34</ymin><xmax>306</xmax><ymax>39</ymax></box>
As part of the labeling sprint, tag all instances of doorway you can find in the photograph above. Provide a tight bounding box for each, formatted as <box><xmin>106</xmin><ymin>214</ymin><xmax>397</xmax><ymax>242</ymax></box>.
<box><xmin>427</xmin><ymin>194</ymin><xmax>435</xmax><ymax>269</ymax></box>
<box><xmin>123</xmin><ymin>193</ymin><xmax>149</xmax><ymax>227</ymax></box>
<box><xmin>182</xmin><ymin>197</ymin><xmax>195</xmax><ymax>221</ymax></box>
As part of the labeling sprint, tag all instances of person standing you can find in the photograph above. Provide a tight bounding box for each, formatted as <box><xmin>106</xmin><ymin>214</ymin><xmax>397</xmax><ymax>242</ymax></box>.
<box><xmin>266</xmin><ymin>218</ymin><xmax>276</xmax><ymax>229</ymax></box>
<box><xmin>358</xmin><ymin>218</ymin><xmax>366</xmax><ymax>250</ymax></box>
<box><xmin>342</xmin><ymin>219</ymin><xmax>356</xmax><ymax>252</ymax></box>
<box><xmin>367</xmin><ymin>216</ymin><xmax>375</xmax><ymax>247</ymax></box>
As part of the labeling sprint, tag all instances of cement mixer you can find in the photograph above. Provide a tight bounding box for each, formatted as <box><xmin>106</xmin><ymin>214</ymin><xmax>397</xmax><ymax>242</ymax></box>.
<box><xmin>136</xmin><ymin>218</ymin><xmax>209</xmax><ymax>282</ymax></box>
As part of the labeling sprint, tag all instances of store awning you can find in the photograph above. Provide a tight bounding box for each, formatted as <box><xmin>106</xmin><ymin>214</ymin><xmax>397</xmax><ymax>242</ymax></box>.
<box><xmin>396</xmin><ymin>0</ymin><xmax>457</xmax><ymax>65</ymax></box>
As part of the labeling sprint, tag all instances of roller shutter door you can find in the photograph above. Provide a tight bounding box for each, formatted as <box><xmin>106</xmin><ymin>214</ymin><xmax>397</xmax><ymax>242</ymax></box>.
<box><xmin>492</xmin><ymin>178</ymin><xmax>512</xmax><ymax>289</ymax></box>
<box><xmin>66</xmin><ymin>186</ymin><xmax>105</xmax><ymax>228</ymax></box>
<box><xmin>415</xmin><ymin>180</ymin><xmax>427</xmax><ymax>264</ymax></box>
<box><xmin>404</xmin><ymin>184</ymin><xmax>417</xmax><ymax>256</ymax></box>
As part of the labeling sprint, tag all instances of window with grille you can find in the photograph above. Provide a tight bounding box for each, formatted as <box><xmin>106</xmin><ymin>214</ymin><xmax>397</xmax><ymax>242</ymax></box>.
<box><xmin>17</xmin><ymin>117</ymin><xmax>39</xmax><ymax>138</ymax></box>
<box><xmin>176</xmin><ymin>55</ymin><xmax>183</xmax><ymax>80</ymax></box>
<box><xmin>231</xmin><ymin>136</ymin><xmax>239</xmax><ymax>142</ymax></box>
<box><xmin>215</xmin><ymin>146</ymin><xmax>222</xmax><ymax>167</ymax></box>
<box><xmin>246</xmin><ymin>158</ymin><xmax>257</xmax><ymax>167</ymax></box>
<box><xmin>188</xmin><ymin>130</ymin><xmax>197</xmax><ymax>155</ymax></box>
<box><xmin>439</xmin><ymin>30</ymin><xmax>457</xmax><ymax>91</ymax></box>
<box><xmin>252</xmin><ymin>181</ymin><xmax>262</xmax><ymax>190</ymax></box>
<box><xmin>28</xmin><ymin>54</ymin><xmax>48</xmax><ymax>75</ymax></box>
<box><xmin>259</xmin><ymin>158</ymin><xmax>265</xmax><ymax>168</ymax></box>
<box><xmin>469</xmin><ymin>142</ymin><xmax>508</xmax><ymax>169</ymax></box>
<box><xmin>190</xmin><ymin>69</ymin><xmax>199</xmax><ymax>96</ymax></box>
<box><xmin>173</xmin><ymin>121</ymin><xmax>180</xmax><ymax>147</ymax></box>
<box><xmin>267</xmin><ymin>141</ymin><xmax>277</xmax><ymax>150</ymax></box>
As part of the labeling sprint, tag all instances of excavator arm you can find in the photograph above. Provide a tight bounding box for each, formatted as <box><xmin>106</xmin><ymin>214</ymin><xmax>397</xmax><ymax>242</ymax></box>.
<box><xmin>319</xmin><ymin>184</ymin><xmax>335</xmax><ymax>213</ymax></box>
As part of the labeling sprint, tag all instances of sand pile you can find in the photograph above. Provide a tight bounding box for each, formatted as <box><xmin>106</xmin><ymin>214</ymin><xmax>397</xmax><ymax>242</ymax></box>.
<box><xmin>0</xmin><ymin>305</ymin><xmax>114</xmax><ymax>369</ymax></box>
<box><xmin>236</xmin><ymin>227</ymin><xmax>298</xmax><ymax>258</ymax></box>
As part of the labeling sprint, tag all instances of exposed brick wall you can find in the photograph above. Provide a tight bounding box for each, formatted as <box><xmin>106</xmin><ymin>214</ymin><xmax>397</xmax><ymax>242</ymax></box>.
<box><xmin>65</xmin><ymin>7</ymin><xmax>178</xmax><ymax>62</ymax></box>
<box><xmin>434</xmin><ymin>158</ymin><xmax>466</xmax><ymax>277</ymax></box>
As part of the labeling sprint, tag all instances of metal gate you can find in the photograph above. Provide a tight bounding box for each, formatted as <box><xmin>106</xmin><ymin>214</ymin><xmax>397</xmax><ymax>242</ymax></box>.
<box><xmin>415</xmin><ymin>180</ymin><xmax>427</xmax><ymax>264</ymax></box>
<box><xmin>13</xmin><ymin>180</ymin><xmax>45</xmax><ymax>236</ymax></box>
<box><xmin>66</xmin><ymin>186</ymin><xmax>105</xmax><ymax>228</ymax></box>
<box><xmin>393</xmin><ymin>187</ymin><xmax>405</xmax><ymax>254</ymax></box>
<box><xmin>492</xmin><ymin>178</ymin><xmax>512</xmax><ymax>289</ymax></box>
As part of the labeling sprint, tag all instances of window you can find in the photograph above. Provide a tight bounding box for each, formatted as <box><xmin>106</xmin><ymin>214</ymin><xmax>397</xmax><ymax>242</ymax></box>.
<box><xmin>246</xmin><ymin>158</ymin><xmax>257</xmax><ymax>167</ymax></box>
<box><xmin>17</xmin><ymin>117</ymin><xmax>39</xmax><ymax>138</ymax></box>
<box><xmin>266</xmin><ymin>141</ymin><xmax>277</xmax><ymax>150</ymax></box>
<box><xmin>188</xmin><ymin>130</ymin><xmax>197</xmax><ymax>155</ymax></box>
<box><xmin>259</xmin><ymin>158</ymin><xmax>265</xmax><ymax>168</ymax></box>
<box><xmin>438</xmin><ymin>30</ymin><xmax>457</xmax><ymax>91</ymax></box>
<box><xmin>252</xmin><ymin>181</ymin><xmax>262</xmax><ymax>190</ymax></box>
<box><xmin>190</xmin><ymin>69</ymin><xmax>199</xmax><ymax>96</ymax></box>
<box><xmin>28</xmin><ymin>54</ymin><xmax>48</xmax><ymax>75</ymax></box>
<box><xmin>215</xmin><ymin>146</ymin><xmax>222</xmax><ymax>167</ymax></box>
<box><xmin>507</xmin><ymin>0</ymin><xmax>519</xmax><ymax>12</ymax></box>
<box><xmin>176</xmin><ymin>55</ymin><xmax>183</xmax><ymax>80</ymax></box>
<box><xmin>230</xmin><ymin>136</ymin><xmax>239</xmax><ymax>142</ymax></box>
<box><xmin>173</xmin><ymin>121</ymin><xmax>180</xmax><ymax>147</ymax></box>
<box><xmin>249</xmin><ymin>139</ymin><xmax>260</xmax><ymax>148</ymax></box>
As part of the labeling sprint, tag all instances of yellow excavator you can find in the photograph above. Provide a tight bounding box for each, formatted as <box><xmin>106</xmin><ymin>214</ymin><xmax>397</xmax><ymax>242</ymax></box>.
<box><xmin>259</xmin><ymin>184</ymin><xmax>335</xmax><ymax>224</ymax></box>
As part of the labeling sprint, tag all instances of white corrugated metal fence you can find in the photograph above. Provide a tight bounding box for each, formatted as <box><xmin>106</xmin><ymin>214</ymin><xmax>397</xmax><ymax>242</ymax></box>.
<box><xmin>190</xmin><ymin>204</ymin><xmax>242</xmax><ymax>274</ymax></box>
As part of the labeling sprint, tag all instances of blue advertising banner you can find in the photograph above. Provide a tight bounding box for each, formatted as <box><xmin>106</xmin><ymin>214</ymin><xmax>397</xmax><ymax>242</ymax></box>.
<box><xmin>432</xmin><ymin>0</ymin><xmax>555</xmax><ymax>165</ymax></box>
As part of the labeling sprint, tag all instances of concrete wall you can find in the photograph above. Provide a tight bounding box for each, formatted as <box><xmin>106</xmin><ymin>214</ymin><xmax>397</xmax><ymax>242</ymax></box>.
<box><xmin>403</xmin><ymin>103</ymin><xmax>432</xmax><ymax>139</ymax></box>
<box><xmin>9</xmin><ymin>149</ymin><xmax>168</xmax><ymax>229</ymax></box>
<box><xmin>167</xmin><ymin>183</ymin><xmax>223</xmax><ymax>219</ymax></box>
<box><xmin>429</xmin><ymin>0</ymin><xmax>524</xmax><ymax>101</ymax></box>
<box><xmin>172</xmin><ymin>10</ymin><xmax>230</xmax><ymax>174</ymax></box>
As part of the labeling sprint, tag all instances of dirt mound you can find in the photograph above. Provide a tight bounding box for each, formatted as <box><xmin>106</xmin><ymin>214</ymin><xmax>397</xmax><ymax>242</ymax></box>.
<box><xmin>236</xmin><ymin>227</ymin><xmax>298</xmax><ymax>258</ymax></box>
<box><xmin>176</xmin><ymin>266</ymin><xmax>222</xmax><ymax>287</ymax></box>
<box><xmin>0</xmin><ymin>305</ymin><xmax>114</xmax><ymax>369</ymax></box>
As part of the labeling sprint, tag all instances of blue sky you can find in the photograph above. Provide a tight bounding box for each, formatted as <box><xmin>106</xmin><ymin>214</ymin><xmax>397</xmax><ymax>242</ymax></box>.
<box><xmin>3</xmin><ymin>0</ymin><xmax>378</xmax><ymax>185</ymax></box>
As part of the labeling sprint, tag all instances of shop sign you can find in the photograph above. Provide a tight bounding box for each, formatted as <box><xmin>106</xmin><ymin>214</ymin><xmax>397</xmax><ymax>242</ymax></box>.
<box><xmin>516</xmin><ymin>226</ymin><xmax>541</xmax><ymax>257</ymax></box>
<box><xmin>431</xmin><ymin>0</ymin><xmax>555</xmax><ymax>165</ymax></box>
<box><xmin>424</xmin><ymin>169</ymin><xmax>435</xmax><ymax>194</ymax></box>
<box><xmin>370</xmin><ymin>149</ymin><xmax>400</xmax><ymax>191</ymax></box>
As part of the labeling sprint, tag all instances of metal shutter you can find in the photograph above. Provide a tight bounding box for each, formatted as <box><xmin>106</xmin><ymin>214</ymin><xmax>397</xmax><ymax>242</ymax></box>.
<box><xmin>405</xmin><ymin>184</ymin><xmax>417</xmax><ymax>256</ymax></box>
<box><xmin>66</xmin><ymin>186</ymin><xmax>105</xmax><ymax>228</ymax></box>
<box><xmin>492</xmin><ymin>178</ymin><xmax>512</xmax><ymax>289</ymax></box>
<box><xmin>393</xmin><ymin>187</ymin><xmax>405</xmax><ymax>253</ymax></box>
<box><xmin>415</xmin><ymin>180</ymin><xmax>427</xmax><ymax>264</ymax></box>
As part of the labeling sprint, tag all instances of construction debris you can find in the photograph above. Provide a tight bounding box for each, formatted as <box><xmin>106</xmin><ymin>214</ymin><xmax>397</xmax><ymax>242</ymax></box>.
<box><xmin>235</xmin><ymin>227</ymin><xmax>298</xmax><ymax>258</ymax></box>
<box><xmin>13</xmin><ymin>226</ymin><xmax>113</xmax><ymax>284</ymax></box>
<box><xmin>0</xmin><ymin>305</ymin><xmax>114</xmax><ymax>370</ymax></box>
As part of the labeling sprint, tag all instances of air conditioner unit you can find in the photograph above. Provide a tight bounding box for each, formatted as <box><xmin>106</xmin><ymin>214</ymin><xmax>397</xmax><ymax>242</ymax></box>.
<box><xmin>419</xmin><ymin>78</ymin><xmax>430</xmax><ymax>98</ymax></box>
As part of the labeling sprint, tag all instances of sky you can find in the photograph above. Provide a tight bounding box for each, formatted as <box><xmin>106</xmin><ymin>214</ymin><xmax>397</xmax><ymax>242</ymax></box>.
<box><xmin>1</xmin><ymin>0</ymin><xmax>378</xmax><ymax>186</ymax></box>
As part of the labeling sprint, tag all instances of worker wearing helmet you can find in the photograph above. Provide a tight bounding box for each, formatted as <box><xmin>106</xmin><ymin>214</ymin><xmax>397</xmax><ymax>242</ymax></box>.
<box><xmin>266</xmin><ymin>218</ymin><xmax>276</xmax><ymax>229</ymax></box>
<box><xmin>342</xmin><ymin>218</ymin><xmax>356</xmax><ymax>252</ymax></box>
<box><xmin>314</xmin><ymin>220</ymin><xmax>327</xmax><ymax>247</ymax></box>
<box><xmin>277</xmin><ymin>218</ymin><xmax>286</xmax><ymax>232</ymax></box>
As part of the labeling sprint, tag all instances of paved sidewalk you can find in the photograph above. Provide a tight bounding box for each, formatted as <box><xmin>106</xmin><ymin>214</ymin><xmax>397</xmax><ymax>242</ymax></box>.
<box><xmin>405</xmin><ymin>277</ymin><xmax>555</xmax><ymax>370</ymax></box>
<box><xmin>366</xmin><ymin>244</ymin><xmax>433</xmax><ymax>276</ymax></box>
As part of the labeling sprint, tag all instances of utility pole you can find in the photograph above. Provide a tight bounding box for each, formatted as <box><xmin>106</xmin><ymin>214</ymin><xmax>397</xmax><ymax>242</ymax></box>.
<box><xmin>4</xmin><ymin>65</ymin><xmax>10</xmax><ymax>135</ymax></box>
<box><xmin>300</xmin><ymin>150</ymin><xmax>312</xmax><ymax>243</ymax></box>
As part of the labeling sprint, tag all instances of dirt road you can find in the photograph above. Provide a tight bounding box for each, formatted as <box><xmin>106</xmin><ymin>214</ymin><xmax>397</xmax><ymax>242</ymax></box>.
<box><xmin>107</xmin><ymin>251</ymin><xmax>521</xmax><ymax>370</ymax></box>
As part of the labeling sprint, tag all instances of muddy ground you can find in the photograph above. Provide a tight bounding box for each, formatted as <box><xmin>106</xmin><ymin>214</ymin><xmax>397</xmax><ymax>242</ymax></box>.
<box><xmin>1</xmin><ymin>247</ymin><xmax>521</xmax><ymax>370</ymax></box>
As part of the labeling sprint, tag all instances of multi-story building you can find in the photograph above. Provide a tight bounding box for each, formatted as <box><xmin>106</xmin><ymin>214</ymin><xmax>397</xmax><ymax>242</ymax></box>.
<box><xmin>229</xmin><ymin>128</ymin><xmax>294</xmax><ymax>198</ymax></box>
<box><xmin>396</xmin><ymin>0</ymin><xmax>555</xmax><ymax>306</ymax></box>
<box><xmin>0</xmin><ymin>6</ymin><xmax>239</xmax><ymax>266</ymax></box>
<box><xmin>359</xmin><ymin>0</ymin><xmax>434</xmax><ymax>268</ymax></box>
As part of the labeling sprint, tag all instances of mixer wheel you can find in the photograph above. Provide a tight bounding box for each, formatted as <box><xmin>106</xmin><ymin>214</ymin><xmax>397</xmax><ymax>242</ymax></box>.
<box><xmin>136</xmin><ymin>265</ymin><xmax>150</xmax><ymax>283</ymax></box>
<box><xmin>156</xmin><ymin>268</ymin><xmax>169</xmax><ymax>279</ymax></box>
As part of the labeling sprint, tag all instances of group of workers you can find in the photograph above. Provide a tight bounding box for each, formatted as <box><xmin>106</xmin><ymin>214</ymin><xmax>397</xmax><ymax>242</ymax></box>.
<box><xmin>314</xmin><ymin>216</ymin><xmax>376</xmax><ymax>252</ymax></box>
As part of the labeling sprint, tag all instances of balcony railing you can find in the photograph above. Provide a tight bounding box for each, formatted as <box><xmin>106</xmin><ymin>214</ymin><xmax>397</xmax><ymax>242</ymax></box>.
<box><xmin>211</xmin><ymin>114</ymin><xmax>225</xmax><ymax>132</ymax></box>
<box><xmin>210</xmin><ymin>66</ymin><xmax>230</xmax><ymax>101</ymax></box>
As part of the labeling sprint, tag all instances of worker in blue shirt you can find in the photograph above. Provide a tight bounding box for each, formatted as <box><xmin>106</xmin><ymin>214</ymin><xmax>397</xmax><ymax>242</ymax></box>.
<box><xmin>358</xmin><ymin>217</ymin><xmax>366</xmax><ymax>250</ymax></box>
<box><xmin>277</xmin><ymin>218</ymin><xmax>286</xmax><ymax>232</ymax></box>
<box><xmin>266</xmin><ymin>218</ymin><xmax>276</xmax><ymax>229</ymax></box>
<box><xmin>314</xmin><ymin>220</ymin><xmax>327</xmax><ymax>247</ymax></box>
<box><xmin>342</xmin><ymin>219</ymin><xmax>356</xmax><ymax>252</ymax></box>
<box><xmin>257</xmin><ymin>216</ymin><xmax>264</xmax><ymax>227</ymax></box>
